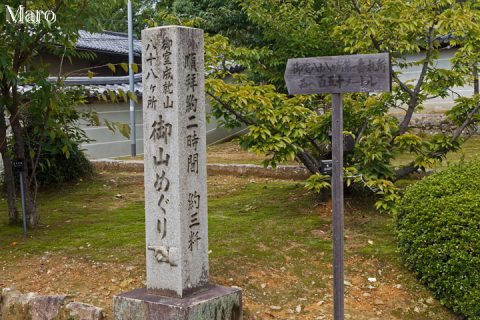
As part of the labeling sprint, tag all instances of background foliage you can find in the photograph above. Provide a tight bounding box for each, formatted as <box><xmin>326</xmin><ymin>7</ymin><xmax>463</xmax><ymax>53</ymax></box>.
<box><xmin>203</xmin><ymin>0</ymin><xmax>479</xmax><ymax>212</ymax></box>
<box><xmin>0</xmin><ymin>0</ymin><xmax>125</xmax><ymax>226</ymax></box>
<box><xmin>22</xmin><ymin>86</ymin><xmax>94</xmax><ymax>186</ymax></box>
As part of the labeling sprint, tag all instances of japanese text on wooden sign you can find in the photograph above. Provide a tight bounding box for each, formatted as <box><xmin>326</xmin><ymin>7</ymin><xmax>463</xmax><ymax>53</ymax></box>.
<box><xmin>284</xmin><ymin>53</ymin><xmax>391</xmax><ymax>95</ymax></box>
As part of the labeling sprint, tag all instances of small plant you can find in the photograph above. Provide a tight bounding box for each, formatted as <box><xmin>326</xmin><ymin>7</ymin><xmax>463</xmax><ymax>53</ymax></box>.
<box><xmin>395</xmin><ymin>161</ymin><xmax>480</xmax><ymax>319</ymax></box>
<box><xmin>31</xmin><ymin>142</ymin><xmax>92</xmax><ymax>186</ymax></box>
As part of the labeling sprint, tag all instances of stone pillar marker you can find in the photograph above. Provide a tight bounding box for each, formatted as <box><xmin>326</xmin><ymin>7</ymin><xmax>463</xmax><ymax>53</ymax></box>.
<box><xmin>142</xmin><ymin>24</ymin><xmax>209</xmax><ymax>299</ymax></box>
<box><xmin>114</xmin><ymin>26</ymin><xmax>242</xmax><ymax>320</ymax></box>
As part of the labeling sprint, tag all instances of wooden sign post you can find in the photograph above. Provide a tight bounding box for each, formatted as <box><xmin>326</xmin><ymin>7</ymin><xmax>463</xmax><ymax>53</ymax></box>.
<box><xmin>284</xmin><ymin>53</ymin><xmax>391</xmax><ymax>320</ymax></box>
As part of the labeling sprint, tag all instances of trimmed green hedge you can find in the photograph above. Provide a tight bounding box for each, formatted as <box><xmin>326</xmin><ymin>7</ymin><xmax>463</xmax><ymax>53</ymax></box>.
<box><xmin>395</xmin><ymin>161</ymin><xmax>480</xmax><ymax>319</ymax></box>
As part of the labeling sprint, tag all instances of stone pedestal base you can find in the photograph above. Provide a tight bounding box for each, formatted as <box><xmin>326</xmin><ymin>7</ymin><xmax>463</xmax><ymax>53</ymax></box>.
<box><xmin>114</xmin><ymin>285</ymin><xmax>242</xmax><ymax>320</ymax></box>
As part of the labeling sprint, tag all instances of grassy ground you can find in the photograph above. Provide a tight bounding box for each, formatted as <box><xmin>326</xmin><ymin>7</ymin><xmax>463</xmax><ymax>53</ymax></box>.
<box><xmin>206</xmin><ymin>140</ymin><xmax>299</xmax><ymax>165</ymax></box>
<box><xmin>0</xmin><ymin>171</ymin><xmax>459</xmax><ymax>319</ymax></box>
<box><xmin>117</xmin><ymin>139</ymin><xmax>279</xmax><ymax>165</ymax></box>
<box><xmin>120</xmin><ymin>135</ymin><xmax>480</xmax><ymax>169</ymax></box>
<box><xmin>392</xmin><ymin>134</ymin><xmax>480</xmax><ymax>168</ymax></box>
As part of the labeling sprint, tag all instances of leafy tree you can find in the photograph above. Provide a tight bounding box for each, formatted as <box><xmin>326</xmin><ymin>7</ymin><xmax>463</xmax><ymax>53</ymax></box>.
<box><xmin>335</xmin><ymin>0</ymin><xmax>480</xmax><ymax>176</ymax></box>
<box><xmin>151</xmin><ymin>0</ymin><xmax>346</xmax><ymax>87</ymax></box>
<box><xmin>102</xmin><ymin>0</ymin><xmax>159</xmax><ymax>37</ymax></box>
<box><xmin>0</xmin><ymin>0</ymin><xmax>123</xmax><ymax>227</ymax></box>
<box><xmin>112</xmin><ymin>0</ymin><xmax>479</xmax><ymax>212</ymax></box>
<box><xmin>204</xmin><ymin>0</ymin><xmax>479</xmax><ymax>212</ymax></box>
<box><xmin>159</xmin><ymin>0</ymin><xmax>261</xmax><ymax>46</ymax></box>
<box><xmin>239</xmin><ymin>0</ymin><xmax>347</xmax><ymax>87</ymax></box>
<box><xmin>102</xmin><ymin>0</ymin><xmax>260</xmax><ymax>45</ymax></box>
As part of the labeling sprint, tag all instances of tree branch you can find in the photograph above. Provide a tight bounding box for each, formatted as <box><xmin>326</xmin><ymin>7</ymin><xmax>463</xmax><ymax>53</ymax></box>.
<box><xmin>206</xmin><ymin>91</ymin><xmax>256</xmax><ymax>126</ymax></box>
<box><xmin>297</xmin><ymin>151</ymin><xmax>319</xmax><ymax>174</ymax></box>
<box><xmin>306</xmin><ymin>135</ymin><xmax>325</xmax><ymax>156</ymax></box>
<box><xmin>395</xmin><ymin>102</ymin><xmax>479</xmax><ymax>179</ymax></box>
<box><xmin>29</xmin><ymin>100</ymin><xmax>53</xmax><ymax>187</ymax></box>
<box><xmin>451</xmin><ymin>103</ymin><xmax>480</xmax><ymax>141</ymax></box>
<box><xmin>355</xmin><ymin>120</ymin><xmax>368</xmax><ymax>144</ymax></box>
<box><xmin>352</xmin><ymin>0</ymin><xmax>415</xmax><ymax>98</ymax></box>
<box><xmin>305</xmin><ymin>150</ymin><xmax>320</xmax><ymax>168</ymax></box>
<box><xmin>397</xmin><ymin>25</ymin><xmax>436</xmax><ymax>136</ymax></box>
<box><xmin>13</xmin><ymin>0</ymin><xmax>64</xmax><ymax>72</ymax></box>
<box><xmin>351</xmin><ymin>0</ymin><xmax>361</xmax><ymax>12</ymax></box>
<box><xmin>369</xmin><ymin>35</ymin><xmax>415</xmax><ymax>97</ymax></box>
<box><xmin>208</xmin><ymin>90</ymin><xmax>325</xmax><ymax>174</ymax></box>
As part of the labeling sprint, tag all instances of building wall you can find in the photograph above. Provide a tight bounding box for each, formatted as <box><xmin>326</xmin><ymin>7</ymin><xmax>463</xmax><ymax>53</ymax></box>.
<box><xmin>394</xmin><ymin>48</ymin><xmax>473</xmax><ymax>114</ymax></box>
<box><xmin>78</xmin><ymin>100</ymin><xmax>245</xmax><ymax>159</ymax></box>
<box><xmin>33</xmin><ymin>49</ymin><xmax>142</xmax><ymax>77</ymax></box>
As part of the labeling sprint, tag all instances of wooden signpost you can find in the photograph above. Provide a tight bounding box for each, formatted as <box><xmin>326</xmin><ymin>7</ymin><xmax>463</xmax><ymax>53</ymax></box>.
<box><xmin>12</xmin><ymin>159</ymin><xmax>27</xmax><ymax>238</ymax></box>
<box><xmin>284</xmin><ymin>52</ymin><xmax>391</xmax><ymax>320</ymax></box>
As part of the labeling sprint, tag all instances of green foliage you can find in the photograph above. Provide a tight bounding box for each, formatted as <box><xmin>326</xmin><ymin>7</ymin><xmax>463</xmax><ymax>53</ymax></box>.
<box><xmin>161</xmin><ymin>0</ymin><xmax>260</xmax><ymax>46</ymax></box>
<box><xmin>239</xmin><ymin>0</ymin><xmax>345</xmax><ymax>88</ymax></box>
<box><xmin>395</xmin><ymin>161</ymin><xmax>480</xmax><ymax>319</ymax></box>
<box><xmin>305</xmin><ymin>173</ymin><xmax>330</xmax><ymax>192</ymax></box>
<box><xmin>149</xmin><ymin>0</ymin><xmax>346</xmax><ymax>88</ymax></box>
<box><xmin>21</xmin><ymin>82</ymin><xmax>95</xmax><ymax>186</ymax></box>
<box><xmin>32</xmin><ymin>143</ymin><xmax>92</xmax><ymax>186</ymax></box>
<box><xmin>205</xmin><ymin>33</ymin><xmax>403</xmax><ymax>210</ymax></box>
<box><xmin>353</xmin><ymin>114</ymin><xmax>397</xmax><ymax>178</ymax></box>
<box><xmin>101</xmin><ymin>0</ymin><xmax>158</xmax><ymax>37</ymax></box>
<box><xmin>365</xmin><ymin>177</ymin><xmax>400</xmax><ymax>213</ymax></box>
<box><xmin>0</xmin><ymin>0</ymin><xmax>120</xmax><ymax>226</ymax></box>
<box><xmin>337</xmin><ymin>0</ymin><xmax>479</xmax><ymax>55</ymax></box>
<box><xmin>334</xmin><ymin>0</ymin><xmax>480</xmax><ymax>136</ymax></box>
<box><xmin>447</xmin><ymin>95</ymin><xmax>480</xmax><ymax>127</ymax></box>
<box><xmin>207</xmin><ymin>78</ymin><xmax>314</xmax><ymax>167</ymax></box>
<box><xmin>145</xmin><ymin>1</ymin><xmax>479</xmax><ymax>213</ymax></box>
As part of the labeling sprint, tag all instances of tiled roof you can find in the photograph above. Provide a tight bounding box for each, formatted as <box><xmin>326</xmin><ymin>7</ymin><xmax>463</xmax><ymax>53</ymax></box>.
<box><xmin>76</xmin><ymin>30</ymin><xmax>142</xmax><ymax>57</ymax></box>
<box><xmin>18</xmin><ymin>63</ymin><xmax>240</xmax><ymax>98</ymax></box>
<box><xmin>65</xmin><ymin>74</ymin><xmax>143</xmax><ymax>97</ymax></box>
<box><xmin>19</xmin><ymin>61</ymin><xmax>242</xmax><ymax>98</ymax></box>
<box><xmin>18</xmin><ymin>74</ymin><xmax>143</xmax><ymax>98</ymax></box>
<box><xmin>437</xmin><ymin>34</ymin><xmax>457</xmax><ymax>46</ymax></box>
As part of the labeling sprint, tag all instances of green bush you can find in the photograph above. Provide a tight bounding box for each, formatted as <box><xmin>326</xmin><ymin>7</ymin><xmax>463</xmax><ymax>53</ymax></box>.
<box><xmin>395</xmin><ymin>161</ymin><xmax>480</xmax><ymax>319</ymax></box>
<box><xmin>20</xmin><ymin>85</ymin><xmax>96</xmax><ymax>186</ymax></box>
<box><xmin>33</xmin><ymin>143</ymin><xmax>93</xmax><ymax>186</ymax></box>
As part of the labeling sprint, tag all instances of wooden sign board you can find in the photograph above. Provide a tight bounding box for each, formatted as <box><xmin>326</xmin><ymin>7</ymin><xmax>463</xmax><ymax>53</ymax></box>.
<box><xmin>12</xmin><ymin>159</ymin><xmax>24</xmax><ymax>173</ymax></box>
<box><xmin>284</xmin><ymin>52</ymin><xmax>391</xmax><ymax>320</ymax></box>
<box><xmin>284</xmin><ymin>53</ymin><xmax>391</xmax><ymax>95</ymax></box>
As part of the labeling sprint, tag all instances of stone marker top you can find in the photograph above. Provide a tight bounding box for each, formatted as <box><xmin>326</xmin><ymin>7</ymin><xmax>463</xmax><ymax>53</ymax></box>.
<box><xmin>141</xmin><ymin>25</ymin><xmax>208</xmax><ymax>298</ymax></box>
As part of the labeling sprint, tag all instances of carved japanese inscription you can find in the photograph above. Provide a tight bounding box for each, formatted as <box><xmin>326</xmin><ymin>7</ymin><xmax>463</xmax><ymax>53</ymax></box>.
<box><xmin>142</xmin><ymin>26</ymin><xmax>208</xmax><ymax>298</ymax></box>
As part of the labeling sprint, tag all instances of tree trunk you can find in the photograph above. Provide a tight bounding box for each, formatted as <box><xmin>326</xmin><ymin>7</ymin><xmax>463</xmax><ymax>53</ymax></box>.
<box><xmin>0</xmin><ymin>114</ymin><xmax>19</xmax><ymax>224</ymax></box>
<box><xmin>9</xmin><ymin>84</ymin><xmax>38</xmax><ymax>227</ymax></box>
<box><xmin>2</xmin><ymin>155</ymin><xmax>19</xmax><ymax>224</ymax></box>
<box><xmin>397</xmin><ymin>98</ymin><xmax>418</xmax><ymax>136</ymax></box>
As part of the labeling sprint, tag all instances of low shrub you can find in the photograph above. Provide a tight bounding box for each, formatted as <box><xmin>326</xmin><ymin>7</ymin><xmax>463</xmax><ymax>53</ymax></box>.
<box><xmin>395</xmin><ymin>161</ymin><xmax>480</xmax><ymax>319</ymax></box>
<box><xmin>33</xmin><ymin>143</ymin><xmax>93</xmax><ymax>186</ymax></box>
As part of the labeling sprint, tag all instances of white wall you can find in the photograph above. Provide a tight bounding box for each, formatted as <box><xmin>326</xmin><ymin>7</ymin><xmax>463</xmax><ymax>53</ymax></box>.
<box><xmin>78</xmin><ymin>100</ymin><xmax>245</xmax><ymax>159</ymax></box>
<box><xmin>394</xmin><ymin>48</ymin><xmax>473</xmax><ymax>114</ymax></box>
<box><xmin>0</xmin><ymin>98</ymin><xmax>245</xmax><ymax>166</ymax></box>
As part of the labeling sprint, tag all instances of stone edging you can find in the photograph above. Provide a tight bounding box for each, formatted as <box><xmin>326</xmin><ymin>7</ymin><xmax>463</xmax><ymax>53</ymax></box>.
<box><xmin>0</xmin><ymin>288</ymin><xmax>104</xmax><ymax>320</ymax></box>
<box><xmin>91</xmin><ymin>159</ymin><xmax>311</xmax><ymax>180</ymax></box>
